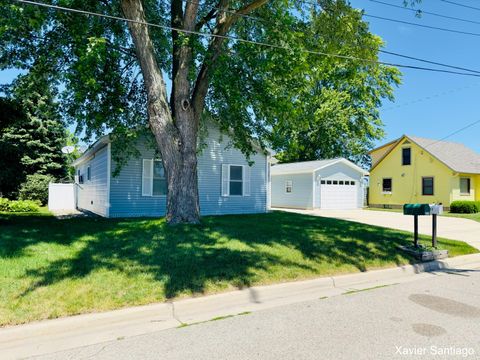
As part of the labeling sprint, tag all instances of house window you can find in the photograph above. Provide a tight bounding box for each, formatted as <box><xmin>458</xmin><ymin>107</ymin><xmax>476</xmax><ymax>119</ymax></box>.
<box><xmin>402</xmin><ymin>147</ymin><xmax>411</xmax><ymax>166</ymax></box>
<box><xmin>229</xmin><ymin>165</ymin><xmax>243</xmax><ymax>196</ymax></box>
<box><xmin>327</xmin><ymin>180</ymin><xmax>332</xmax><ymax>185</ymax></box>
<box><xmin>382</xmin><ymin>178</ymin><xmax>392</xmax><ymax>193</ymax></box>
<box><xmin>339</xmin><ymin>181</ymin><xmax>344</xmax><ymax>185</ymax></box>
<box><xmin>350</xmin><ymin>181</ymin><xmax>356</xmax><ymax>186</ymax></box>
<box><xmin>333</xmin><ymin>180</ymin><xmax>338</xmax><ymax>185</ymax></box>
<box><xmin>321</xmin><ymin>180</ymin><xmax>326</xmax><ymax>184</ymax></box>
<box><xmin>142</xmin><ymin>159</ymin><xmax>166</xmax><ymax>197</ymax></box>
<box><xmin>153</xmin><ymin>160</ymin><xmax>167</xmax><ymax>196</ymax></box>
<box><xmin>422</xmin><ymin>177</ymin><xmax>434</xmax><ymax>196</ymax></box>
<box><xmin>460</xmin><ymin>177</ymin><xmax>471</xmax><ymax>195</ymax></box>
<box><xmin>87</xmin><ymin>166</ymin><xmax>91</xmax><ymax>181</ymax></box>
<box><xmin>285</xmin><ymin>180</ymin><xmax>293</xmax><ymax>193</ymax></box>
<box><xmin>221</xmin><ymin>164</ymin><xmax>250</xmax><ymax>197</ymax></box>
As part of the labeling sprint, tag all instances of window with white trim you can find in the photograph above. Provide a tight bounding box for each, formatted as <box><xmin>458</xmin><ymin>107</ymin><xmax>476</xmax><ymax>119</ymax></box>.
<box><xmin>221</xmin><ymin>164</ymin><xmax>251</xmax><ymax>197</ymax></box>
<box><xmin>285</xmin><ymin>180</ymin><xmax>293</xmax><ymax>193</ymax></box>
<box><xmin>229</xmin><ymin>165</ymin><xmax>243</xmax><ymax>196</ymax></box>
<box><xmin>142</xmin><ymin>159</ymin><xmax>167</xmax><ymax>197</ymax></box>
<box><xmin>87</xmin><ymin>166</ymin><xmax>91</xmax><ymax>181</ymax></box>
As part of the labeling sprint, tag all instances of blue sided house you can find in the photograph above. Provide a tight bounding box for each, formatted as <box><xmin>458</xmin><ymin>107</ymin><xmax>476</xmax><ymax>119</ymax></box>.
<box><xmin>72</xmin><ymin>125</ymin><xmax>271</xmax><ymax>218</ymax></box>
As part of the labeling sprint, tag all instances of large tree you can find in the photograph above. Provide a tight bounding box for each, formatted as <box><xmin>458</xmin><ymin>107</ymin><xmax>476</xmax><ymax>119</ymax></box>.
<box><xmin>0</xmin><ymin>0</ymin><xmax>400</xmax><ymax>223</ymax></box>
<box><xmin>267</xmin><ymin>2</ymin><xmax>400</xmax><ymax>166</ymax></box>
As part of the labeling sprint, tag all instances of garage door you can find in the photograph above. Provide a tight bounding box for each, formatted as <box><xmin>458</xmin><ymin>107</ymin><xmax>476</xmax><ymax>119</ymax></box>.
<box><xmin>320</xmin><ymin>180</ymin><xmax>358</xmax><ymax>209</ymax></box>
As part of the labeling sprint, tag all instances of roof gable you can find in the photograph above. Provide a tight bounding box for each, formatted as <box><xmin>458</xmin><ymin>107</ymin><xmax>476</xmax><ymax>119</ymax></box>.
<box><xmin>271</xmin><ymin>158</ymin><xmax>368</xmax><ymax>175</ymax></box>
<box><xmin>370</xmin><ymin>135</ymin><xmax>480</xmax><ymax>174</ymax></box>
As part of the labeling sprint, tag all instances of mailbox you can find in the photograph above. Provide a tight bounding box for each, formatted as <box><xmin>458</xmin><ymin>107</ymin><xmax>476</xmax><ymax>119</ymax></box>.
<box><xmin>430</xmin><ymin>204</ymin><xmax>443</xmax><ymax>215</ymax></box>
<box><xmin>403</xmin><ymin>204</ymin><xmax>431</xmax><ymax>216</ymax></box>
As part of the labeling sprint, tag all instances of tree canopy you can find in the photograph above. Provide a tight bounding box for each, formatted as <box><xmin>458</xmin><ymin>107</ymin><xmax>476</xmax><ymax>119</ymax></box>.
<box><xmin>1</xmin><ymin>0</ymin><xmax>399</xmax><ymax>154</ymax></box>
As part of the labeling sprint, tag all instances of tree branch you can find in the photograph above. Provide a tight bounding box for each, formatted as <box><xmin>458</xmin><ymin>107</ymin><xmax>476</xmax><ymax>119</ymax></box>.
<box><xmin>195</xmin><ymin>8</ymin><xmax>218</xmax><ymax>32</ymax></box>
<box><xmin>121</xmin><ymin>0</ymin><xmax>179</xmax><ymax>149</ymax></box>
<box><xmin>170</xmin><ymin>0</ymin><xmax>199</xmax><ymax>119</ymax></box>
<box><xmin>191</xmin><ymin>0</ymin><xmax>269</xmax><ymax>117</ymax></box>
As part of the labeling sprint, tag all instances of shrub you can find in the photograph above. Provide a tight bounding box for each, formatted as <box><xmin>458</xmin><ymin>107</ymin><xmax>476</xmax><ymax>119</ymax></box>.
<box><xmin>8</xmin><ymin>199</ymin><xmax>40</xmax><ymax>212</ymax></box>
<box><xmin>0</xmin><ymin>198</ymin><xmax>10</xmax><ymax>211</ymax></box>
<box><xmin>450</xmin><ymin>201</ymin><xmax>480</xmax><ymax>214</ymax></box>
<box><xmin>18</xmin><ymin>173</ymin><xmax>55</xmax><ymax>205</ymax></box>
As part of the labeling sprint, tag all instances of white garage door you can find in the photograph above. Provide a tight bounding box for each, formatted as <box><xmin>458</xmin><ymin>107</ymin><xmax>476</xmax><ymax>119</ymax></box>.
<box><xmin>320</xmin><ymin>180</ymin><xmax>358</xmax><ymax>209</ymax></box>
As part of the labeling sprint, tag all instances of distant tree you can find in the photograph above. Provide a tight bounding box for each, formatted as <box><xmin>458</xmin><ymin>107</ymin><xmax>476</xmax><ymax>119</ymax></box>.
<box><xmin>268</xmin><ymin>3</ymin><xmax>399</xmax><ymax>166</ymax></box>
<box><xmin>0</xmin><ymin>75</ymin><xmax>68</xmax><ymax>198</ymax></box>
<box><xmin>64</xmin><ymin>129</ymin><xmax>83</xmax><ymax>180</ymax></box>
<box><xmin>0</xmin><ymin>98</ymin><xmax>24</xmax><ymax>198</ymax></box>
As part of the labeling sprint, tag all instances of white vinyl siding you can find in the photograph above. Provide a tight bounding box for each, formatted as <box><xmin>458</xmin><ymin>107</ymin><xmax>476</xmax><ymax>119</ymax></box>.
<box><xmin>74</xmin><ymin>146</ymin><xmax>109</xmax><ymax>216</ymax></box>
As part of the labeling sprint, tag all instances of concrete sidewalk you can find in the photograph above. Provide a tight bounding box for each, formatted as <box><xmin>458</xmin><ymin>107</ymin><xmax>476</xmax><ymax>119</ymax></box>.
<box><xmin>279</xmin><ymin>208</ymin><xmax>480</xmax><ymax>250</ymax></box>
<box><xmin>2</xmin><ymin>254</ymin><xmax>480</xmax><ymax>359</ymax></box>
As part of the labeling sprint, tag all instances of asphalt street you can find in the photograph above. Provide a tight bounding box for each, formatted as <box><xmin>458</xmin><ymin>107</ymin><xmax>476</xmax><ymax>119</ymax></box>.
<box><xmin>34</xmin><ymin>268</ymin><xmax>480</xmax><ymax>360</ymax></box>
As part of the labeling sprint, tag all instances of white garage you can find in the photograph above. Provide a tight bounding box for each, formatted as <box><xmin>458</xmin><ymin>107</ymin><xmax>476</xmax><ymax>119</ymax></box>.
<box><xmin>270</xmin><ymin>158</ymin><xmax>368</xmax><ymax>210</ymax></box>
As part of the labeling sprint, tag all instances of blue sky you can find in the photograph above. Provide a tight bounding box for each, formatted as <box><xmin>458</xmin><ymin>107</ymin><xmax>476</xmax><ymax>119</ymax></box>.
<box><xmin>1</xmin><ymin>0</ymin><xmax>479</xmax><ymax>152</ymax></box>
<box><xmin>350</xmin><ymin>0</ymin><xmax>480</xmax><ymax>152</ymax></box>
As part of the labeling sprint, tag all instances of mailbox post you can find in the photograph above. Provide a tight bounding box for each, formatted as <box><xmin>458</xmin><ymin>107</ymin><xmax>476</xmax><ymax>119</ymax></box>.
<box><xmin>429</xmin><ymin>204</ymin><xmax>443</xmax><ymax>249</ymax></box>
<box><xmin>403</xmin><ymin>204</ymin><xmax>431</xmax><ymax>248</ymax></box>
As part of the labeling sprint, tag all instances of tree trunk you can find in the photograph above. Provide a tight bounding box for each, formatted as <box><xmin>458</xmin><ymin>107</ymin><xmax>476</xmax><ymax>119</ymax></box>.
<box><xmin>164</xmin><ymin>111</ymin><xmax>200</xmax><ymax>225</ymax></box>
<box><xmin>122</xmin><ymin>0</ymin><xmax>200</xmax><ymax>224</ymax></box>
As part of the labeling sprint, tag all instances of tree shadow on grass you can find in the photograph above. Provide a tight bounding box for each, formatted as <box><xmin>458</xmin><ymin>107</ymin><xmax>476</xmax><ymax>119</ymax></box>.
<box><xmin>1</xmin><ymin>211</ymin><xmax>441</xmax><ymax>302</ymax></box>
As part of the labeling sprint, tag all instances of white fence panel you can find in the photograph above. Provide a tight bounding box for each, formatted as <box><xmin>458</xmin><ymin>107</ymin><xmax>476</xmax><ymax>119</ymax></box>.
<box><xmin>48</xmin><ymin>183</ymin><xmax>76</xmax><ymax>211</ymax></box>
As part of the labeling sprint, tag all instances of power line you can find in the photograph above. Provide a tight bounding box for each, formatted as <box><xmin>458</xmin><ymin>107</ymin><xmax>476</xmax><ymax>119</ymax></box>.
<box><xmin>425</xmin><ymin>119</ymin><xmax>480</xmax><ymax>147</ymax></box>
<box><xmin>187</xmin><ymin>0</ymin><xmax>480</xmax><ymax>74</ymax></box>
<box><xmin>363</xmin><ymin>13</ymin><xmax>480</xmax><ymax>37</ymax></box>
<box><xmin>382</xmin><ymin>82</ymin><xmax>480</xmax><ymax>111</ymax></box>
<box><xmin>9</xmin><ymin>0</ymin><xmax>480</xmax><ymax>78</ymax></box>
<box><xmin>369</xmin><ymin>0</ymin><xmax>480</xmax><ymax>26</ymax></box>
<box><xmin>379</xmin><ymin>50</ymin><xmax>480</xmax><ymax>74</ymax></box>
<box><xmin>440</xmin><ymin>0</ymin><xmax>480</xmax><ymax>12</ymax></box>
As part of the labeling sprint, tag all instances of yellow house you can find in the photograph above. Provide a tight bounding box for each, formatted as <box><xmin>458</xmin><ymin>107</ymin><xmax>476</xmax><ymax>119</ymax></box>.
<box><xmin>369</xmin><ymin>135</ymin><xmax>480</xmax><ymax>209</ymax></box>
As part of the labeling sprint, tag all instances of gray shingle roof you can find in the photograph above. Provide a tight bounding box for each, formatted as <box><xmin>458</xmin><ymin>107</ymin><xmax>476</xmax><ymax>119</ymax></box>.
<box><xmin>271</xmin><ymin>158</ymin><xmax>368</xmax><ymax>175</ymax></box>
<box><xmin>408</xmin><ymin>136</ymin><xmax>480</xmax><ymax>174</ymax></box>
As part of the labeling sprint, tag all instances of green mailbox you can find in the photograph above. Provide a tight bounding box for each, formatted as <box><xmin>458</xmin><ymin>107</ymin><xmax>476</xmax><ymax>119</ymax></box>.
<box><xmin>403</xmin><ymin>204</ymin><xmax>431</xmax><ymax>216</ymax></box>
<box><xmin>403</xmin><ymin>203</ymin><xmax>431</xmax><ymax>248</ymax></box>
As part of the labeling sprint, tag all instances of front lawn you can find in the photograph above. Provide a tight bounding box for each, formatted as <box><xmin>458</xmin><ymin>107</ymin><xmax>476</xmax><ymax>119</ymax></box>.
<box><xmin>0</xmin><ymin>210</ymin><xmax>476</xmax><ymax>326</ymax></box>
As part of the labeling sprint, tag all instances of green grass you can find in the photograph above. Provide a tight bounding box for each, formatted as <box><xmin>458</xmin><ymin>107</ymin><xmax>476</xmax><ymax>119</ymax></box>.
<box><xmin>0</xmin><ymin>209</ymin><xmax>476</xmax><ymax>326</ymax></box>
<box><xmin>366</xmin><ymin>207</ymin><xmax>480</xmax><ymax>222</ymax></box>
<box><xmin>442</xmin><ymin>212</ymin><xmax>480</xmax><ymax>223</ymax></box>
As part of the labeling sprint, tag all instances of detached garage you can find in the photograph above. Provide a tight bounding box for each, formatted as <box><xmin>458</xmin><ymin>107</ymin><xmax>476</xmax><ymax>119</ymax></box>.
<box><xmin>270</xmin><ymin>158</ymin><xmax>368</xmax><ymax>210</ymax></box>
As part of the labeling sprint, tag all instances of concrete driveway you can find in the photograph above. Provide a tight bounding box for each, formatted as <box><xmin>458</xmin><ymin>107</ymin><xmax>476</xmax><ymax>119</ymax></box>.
<box><xmin>278</xmin><ymin>208</ymin><xmax>480</xmax><ymax>250</ymax></box>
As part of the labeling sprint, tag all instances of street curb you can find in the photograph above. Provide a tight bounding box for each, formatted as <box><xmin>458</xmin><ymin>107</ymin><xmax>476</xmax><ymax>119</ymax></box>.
<box><xmin>2</xmin><ymin>253</ymin><xmax>480</xmax><ymax>359</ymax></box>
